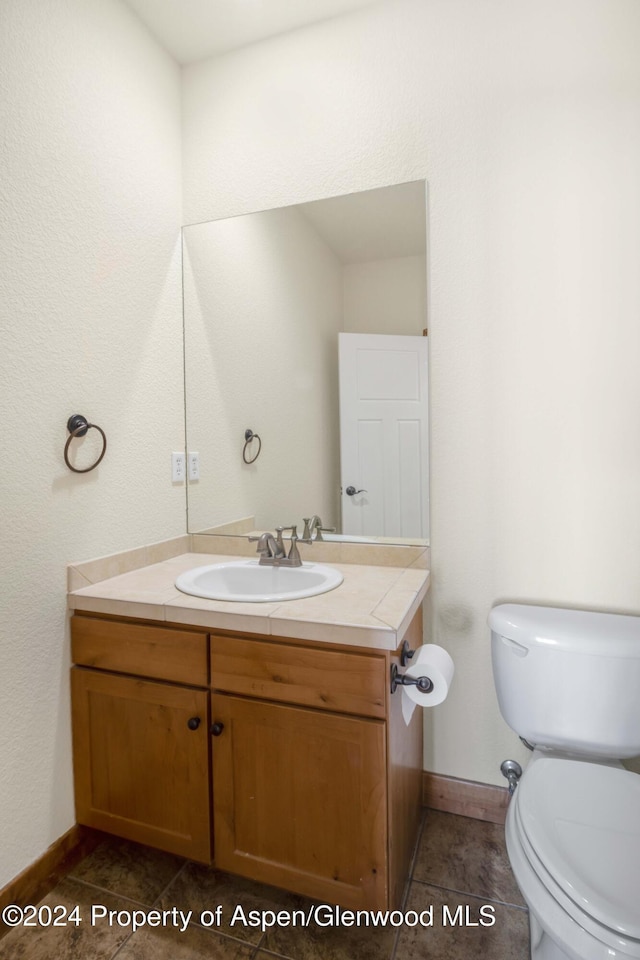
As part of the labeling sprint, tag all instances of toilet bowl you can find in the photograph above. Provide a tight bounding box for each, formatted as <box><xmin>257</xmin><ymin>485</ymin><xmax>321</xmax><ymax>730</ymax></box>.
<box><xmin>489</xmin><ymin>604</ymin><xmax>640</xmax><ymax>960</ymax></box>
<box><xmin>507</xmin><ymin>757</ymin><xmax>640</xmax><ymax>960</ymax></box>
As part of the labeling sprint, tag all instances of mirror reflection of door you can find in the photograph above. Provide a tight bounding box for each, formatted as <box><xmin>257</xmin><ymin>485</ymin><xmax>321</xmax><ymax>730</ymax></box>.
<box><xmin>339</xmin><ymin>333</ymin><xmax>429</xmax><ymax>540</ymax></box>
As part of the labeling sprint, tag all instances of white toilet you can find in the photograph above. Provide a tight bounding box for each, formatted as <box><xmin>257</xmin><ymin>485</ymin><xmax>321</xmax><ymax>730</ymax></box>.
<box><xmin>490</xmin><ymin>603</ymin><xmax>640</xmax><ymax>960</ymax></box>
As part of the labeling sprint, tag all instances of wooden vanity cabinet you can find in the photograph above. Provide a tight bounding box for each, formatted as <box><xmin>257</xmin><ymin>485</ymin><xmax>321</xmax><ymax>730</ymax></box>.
<box><xmin>69</xmin><ymin>609</ymin><xmax>423</xmax><ymax>910</ymax></box>
<box><xmin>70</xmin><ymin>616</ymin><xmax>211</xmax><ymax>862</ymax></box>
<box><xmin>209</xmin><ymin>634</ymin><xmax>389</xmax><ymax>909</ymax></box>
<box><xmin>208</xmin><ymin>617</ymin><xmax>423</xmax><ymax>911</ymax></box>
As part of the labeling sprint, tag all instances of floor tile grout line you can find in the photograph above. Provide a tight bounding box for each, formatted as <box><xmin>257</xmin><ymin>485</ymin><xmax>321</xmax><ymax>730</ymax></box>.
<box><xmin>388</xmin><ymin>925</ymin><xmax>402</xmax><ymax>960</ymax></box>
<box><xmin>409</xmin><ymin>877</ymin><xmax>528</xmax><ymax>911</ymax></box>
<box><xmin>151</xmin><ymin>860</ymin><xmax>267</xmax><ymax>950</ymax></box>
<box><xmin>90</xmin><ymin>859</ymin><xmax>263</xmax><ymax>959</ymax></box>
<box><xmin>407</xmin><ymin>808</ymin><xmax>428</xmax><ymax>885</ymax></box>
<box><xmin>108</xmin><ymin>928</ymin><xmax>136</xmax><ymax>960</ymax></box>
<box><xmin>68</xmin><ymin>864</ymin><xmax>190</xmax><ymax>960</ymax></box>
<box><xmin>251</xmin><ymin>930</ymin><xmax>266</xmax><ymax>957</ymax></box>
<box><xmin>108</xmin><ymin>914</ymin><xmax>263</xmax><ymax>956</ymax></box>
<box><xmin>389</xmin><ymin>807</ymin><xmax>428</xmax><ymax>960</ymax></box>
<box><xmin>248</xmin><ymin>948</ymin><xmax>298</xmax><ymax>960</ymax></box>
<box><xmin>177</xmin><ymin>916</ymin><xmax>263</xmax><ymax>949</ymax></box>
<box><xmin>65</xmin><ymin>875</ymin><xmax>164</xmax><ymax>910</ymax></box>
<box><xmin>150</xmin><ymin>859</ymin><xmax>190</xmax><ymax>909</ymax></box>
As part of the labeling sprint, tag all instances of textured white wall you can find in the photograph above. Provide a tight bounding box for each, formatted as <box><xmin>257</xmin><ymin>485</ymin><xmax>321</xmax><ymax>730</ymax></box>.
<box><xmin>183</xmin><ymin>0</ymin><xmax>640</xmax><ymax>784</ymax></box>
<box><xmin>0</xmin><ymin>0</ymin><xmax>183</xmax><ymax>886</ymax></box>
<box><xmin>183</xmin><ymin>207</ymin><xmax>342</xmax><ymax>533</ymax></box>
<box><xmin>3</xmin><ymin>0</ymin><xmax>640</xmax><ymax>894</ymax></box>
<box><xmin>343</xmin><ymin>256</ymin><xmax>426</xmax><ymax>336</ymax></box>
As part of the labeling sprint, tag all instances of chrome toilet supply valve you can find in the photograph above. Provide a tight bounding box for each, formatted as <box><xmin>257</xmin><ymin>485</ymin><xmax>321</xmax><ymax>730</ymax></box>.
<box><xmin>500</xmin><ymin>759</ymin><xmax>523</xmax><ymax>796</ymax></box>
<box><xmin>390</xmin><ymin>663</ymin><xmax>434</xmax><ymax>695</ymax></box>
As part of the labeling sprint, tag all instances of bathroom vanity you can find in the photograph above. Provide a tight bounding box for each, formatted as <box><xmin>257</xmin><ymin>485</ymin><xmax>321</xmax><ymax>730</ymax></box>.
<box><xmin>68</xmin><ymin>541</ymin><xmax>429</xmax><ymax>911</ymax></box>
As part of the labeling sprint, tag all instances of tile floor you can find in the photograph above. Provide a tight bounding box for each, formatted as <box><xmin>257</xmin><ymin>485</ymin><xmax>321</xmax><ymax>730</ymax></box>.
<box><xmin>0</xmin><ymin>810</ymin><xmax>530</xmax><ymax>960</ymax></box>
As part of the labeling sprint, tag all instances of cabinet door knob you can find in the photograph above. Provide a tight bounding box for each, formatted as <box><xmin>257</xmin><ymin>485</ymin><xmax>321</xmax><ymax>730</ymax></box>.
<box><xmin>187</xmin><ymin>717</ymin><xmax>201</xmax><ymax>730</ymax></box>
<box><xmin>210</xmin><ymin>722</ymin><xmax>225</xmax><ymax>737</ymax></box>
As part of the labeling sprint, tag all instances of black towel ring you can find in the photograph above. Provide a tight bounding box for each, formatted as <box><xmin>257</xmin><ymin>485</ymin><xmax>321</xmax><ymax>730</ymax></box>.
<box><xmin>64</xmin><ymin>414</ymin><xmax>107</xmax><ymax>473</ymax></box>
<box><xmin>243</xmin><ymin>428</ymin><xmax>261</xmax><ymax>465</ymax></box>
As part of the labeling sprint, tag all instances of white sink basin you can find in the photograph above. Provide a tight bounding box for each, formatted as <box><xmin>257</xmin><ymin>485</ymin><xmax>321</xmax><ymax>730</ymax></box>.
<box><xmin>175</xmin><ymin>560</ymin><xmax>344</xmax><ymax>603</ymax></box>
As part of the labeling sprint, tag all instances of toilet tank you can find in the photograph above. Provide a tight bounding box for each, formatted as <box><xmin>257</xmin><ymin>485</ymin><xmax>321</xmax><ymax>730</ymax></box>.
<box><xmin>490</xmin><ymin>604</ymin><xmax>640</xmax><ymax>758</ymax></box>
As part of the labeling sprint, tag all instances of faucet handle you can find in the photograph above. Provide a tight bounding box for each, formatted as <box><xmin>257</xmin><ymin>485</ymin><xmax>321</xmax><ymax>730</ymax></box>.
<box><xmin>248</xmin><ymin>532</ymin><xmax>276</xmax><ymax>558</ymax></box>
<box><xmin>275</xmin><ymin>524</ymin><xmax>297</xmax><ymax>539</ymax></box>
<box><xmin>275</xmin><ymin>525</ymin><xmax>297</xmax><ymax>539</ymax></box>
<box><xmin>287</xmin><ymin>527</ymin><xmax>302</xmax><ymax>564</ymax></box>
<box><xmin>273</xmin><ymin>525</ymin><xmax>307</xmax><ymax>564</ymax></box>
<box><xmin>315</xmin><ymin>525</ymin><xmax>336</xmax><ymax>542</ymax></box>
<box><xmin>276</xmin><ymin>525</ymin><xmax>304</xmax><ymax>556</ymax></box>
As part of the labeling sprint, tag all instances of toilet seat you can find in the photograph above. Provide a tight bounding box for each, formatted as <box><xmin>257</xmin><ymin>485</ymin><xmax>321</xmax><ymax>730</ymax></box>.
<box><xmin>513</xmin><ymin>797</ymin><xmax>640</xmax><ymax>957</ymax></box>
<box><xmin>515</xmin><ymin>759</ymin><xmax>640</xmax><ymax>949</ymax></box>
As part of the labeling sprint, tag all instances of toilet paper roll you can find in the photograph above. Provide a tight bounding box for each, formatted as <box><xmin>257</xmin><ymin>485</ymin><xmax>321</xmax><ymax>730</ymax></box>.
<box><xmin>401</xmin><ymin>644</ymin><xmax>455</xmax><ymax>725</ymax></box>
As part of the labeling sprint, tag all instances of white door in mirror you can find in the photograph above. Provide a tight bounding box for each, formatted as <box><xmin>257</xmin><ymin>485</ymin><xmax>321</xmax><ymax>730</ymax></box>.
<box><xmin>175</xmin><ymin>561</ymin><xmax>344</xmax><ymax>603</ymax></box>
<box><xmin>339</xmin><ymin>332</ymin><xmax>429</xmax><ymax>540</ymax></box>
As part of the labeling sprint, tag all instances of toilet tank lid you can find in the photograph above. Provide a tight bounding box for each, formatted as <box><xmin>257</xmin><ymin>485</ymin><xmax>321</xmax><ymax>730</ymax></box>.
<box><xmin>488</xmin><ymin>604</ymin><xmax>640</xmax><ymax>657</ymax></box>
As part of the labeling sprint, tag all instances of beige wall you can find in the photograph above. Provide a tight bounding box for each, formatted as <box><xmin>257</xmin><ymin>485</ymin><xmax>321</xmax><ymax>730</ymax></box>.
<box><xmin>182</xmin><ymin>0</ymin><xmax>640</xmax><ymax>785</ymax></box>
<box><xmin>0</xmin><ymin>0</ymin><xmax>183</xmax><ymax>887</ymax></box>
<box><xmin>343</xmin><ymin>256</ymin><xmax>426</xmax><ymax>336</ymax></box>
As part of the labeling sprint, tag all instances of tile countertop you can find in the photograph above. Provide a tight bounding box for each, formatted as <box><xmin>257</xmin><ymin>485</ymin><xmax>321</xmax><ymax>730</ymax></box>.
<box><xmin>68</xmin><ymin>540</ymin><xmax>430</xmax><ymax>651</ymax></box>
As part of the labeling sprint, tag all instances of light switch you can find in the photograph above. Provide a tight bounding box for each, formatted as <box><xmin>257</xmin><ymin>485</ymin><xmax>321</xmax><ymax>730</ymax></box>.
<box><xmin>172</xmin><ymin>452</ymin><xmax>186</xmax><ymax>482</ymax></box>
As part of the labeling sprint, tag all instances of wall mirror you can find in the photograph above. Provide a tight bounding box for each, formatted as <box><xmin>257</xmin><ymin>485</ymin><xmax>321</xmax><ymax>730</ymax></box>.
<box><xmin>182</xmin><ymin>179</ymin><xmax>429</xmax><ymax>545</ymax></box>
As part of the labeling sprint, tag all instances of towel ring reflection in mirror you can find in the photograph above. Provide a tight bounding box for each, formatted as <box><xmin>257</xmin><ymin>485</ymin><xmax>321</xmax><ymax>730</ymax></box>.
<box><xmin>243</xmin><ymin>428</ymin><xmax>262</xmax><ymax>465</ymax></box>
<box><xmin>64</xmin><ymin>414</ymin><xmax>107</xmax><ymax>473</ymax></box>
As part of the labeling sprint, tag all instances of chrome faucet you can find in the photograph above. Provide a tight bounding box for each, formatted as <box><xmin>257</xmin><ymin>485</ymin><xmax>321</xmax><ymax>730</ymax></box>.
<box><xmin>249</xmin><ymin>526</ymin><xmax>309</xmax><ymax>566</ymax></box>
<box><xmin>302</xmin><ymin>515</ymin><xmax>336</xmax><ymax>542</ymax></box>
<box><xmin>249</xmin><ymin>532</ymin><xmax>285</xmax><ymax>562</ymax></box>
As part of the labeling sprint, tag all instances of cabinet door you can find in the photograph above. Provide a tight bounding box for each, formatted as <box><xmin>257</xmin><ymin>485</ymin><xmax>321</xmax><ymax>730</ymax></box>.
<box><xmin>72</xmin><ymin>668</ymin><xmax>211</xmax><ymax>862</ymax></box>
<box><xmin>212</xmin><ymin>694</ymin><xmax>387</xmax><ymax>909</ymax></box>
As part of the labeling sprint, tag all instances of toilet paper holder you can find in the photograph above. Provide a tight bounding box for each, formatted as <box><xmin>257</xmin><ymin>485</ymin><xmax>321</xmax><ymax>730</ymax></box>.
<box><xmin>400</xmin><ymin>640</ymin><xmax>415</xmax><ymax>667</ymax></box>
<box><xmin>390</xmin><ymin>663</ymin><xmax>434</xmax><ymax>695</ymax></box>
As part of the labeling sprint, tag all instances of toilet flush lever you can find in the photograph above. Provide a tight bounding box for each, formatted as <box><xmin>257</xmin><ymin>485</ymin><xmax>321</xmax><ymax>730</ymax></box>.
<box><xmin>500</xmin><ymin>636</ymin><xmax>528</xmax><ymax>658</ymax></box>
